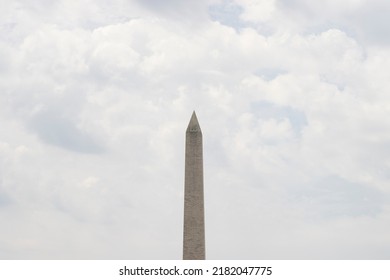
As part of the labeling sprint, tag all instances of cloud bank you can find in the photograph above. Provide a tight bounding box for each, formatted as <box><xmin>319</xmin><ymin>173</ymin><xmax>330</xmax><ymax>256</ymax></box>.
<box><xmin>0</xmin><ymin>0</ymin><xmax>390</xmax><ymax>259</ymax></box>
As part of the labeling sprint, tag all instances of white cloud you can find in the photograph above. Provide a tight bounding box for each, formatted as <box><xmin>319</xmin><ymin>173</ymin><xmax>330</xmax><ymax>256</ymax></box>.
<box><xmin>235</xmin><ymin>0</ymin><xmax>277</xmax><ymax>22</ymax></box>
<box><xmin>0</xmin><ymin>0</ymin><xmax>390</xmax><ymax>259</ymax></box>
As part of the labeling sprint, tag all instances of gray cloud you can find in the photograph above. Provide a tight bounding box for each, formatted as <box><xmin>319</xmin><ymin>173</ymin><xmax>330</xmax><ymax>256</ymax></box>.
<box><xmin>291</xmin><ymin>175</ymin><xmax>386</xmax><ymax>219</ymax></box>
<box><xmin>0</xmin><ymin>187</ymin><xmax>12</xmax><ymax>208</ymax></box>
<box><xmin>348</xmin><ymin>1</ymin><xmax>390</xmax><ymax>45</ymax></box>
<box><xmin>135</xmin><ymin>0</ymin><xmax>211</xmax><ymax>21</ymax></box>
<box><xmin>277</xmin><ymin>0</ymin><xmax>390</xmax><ymax>46</ymax></box>
<box><xmin>29</xmin><ymin>111</ymin><xmax>105</xmax><ymax>154</ymax></box>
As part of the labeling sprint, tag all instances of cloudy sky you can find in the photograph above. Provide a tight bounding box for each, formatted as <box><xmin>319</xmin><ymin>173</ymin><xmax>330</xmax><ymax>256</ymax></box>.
<box><xmin>1</xmin><ymin>0</ymin><xmax>390</xmax><ymax>259</ymax></box>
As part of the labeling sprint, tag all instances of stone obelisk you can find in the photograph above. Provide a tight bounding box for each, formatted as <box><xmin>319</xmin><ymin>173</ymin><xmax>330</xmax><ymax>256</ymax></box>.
<box><xmin>183</xmin><ymin>111</ymin><xmax>205</xmax><ymax>260</ymax></box>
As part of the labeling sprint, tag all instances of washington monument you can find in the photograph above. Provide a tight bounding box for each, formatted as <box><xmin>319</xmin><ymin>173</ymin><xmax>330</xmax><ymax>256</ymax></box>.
<box><xmin>183</xmin><ymin>111</ymin><xmax>205</xmax><ymax>260</ymax></box>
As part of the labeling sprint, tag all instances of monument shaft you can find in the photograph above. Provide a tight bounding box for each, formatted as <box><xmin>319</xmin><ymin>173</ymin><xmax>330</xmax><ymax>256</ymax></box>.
<box><xmin>183</xmin><ymin>112</ymin><xmax>205</xmax><ymax>260</ymax></box>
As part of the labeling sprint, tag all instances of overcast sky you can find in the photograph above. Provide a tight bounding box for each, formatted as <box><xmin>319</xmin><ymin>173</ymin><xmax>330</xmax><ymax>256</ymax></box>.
<box><xmin>1</xmin><ymin>0</ymin><xmax>390</xmax><ymax>259</ymax></box>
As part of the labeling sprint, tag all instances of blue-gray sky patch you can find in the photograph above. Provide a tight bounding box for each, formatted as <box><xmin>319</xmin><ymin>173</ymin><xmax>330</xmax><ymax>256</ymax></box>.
<box><xmin>251</xmin><ymin>101</ymin><xmax>308</xmax><ymax>135</ymax></box>
<box><xmin>208</xmin><ymin>0</ymin><xmax>245</xmax><ymax>30</ymax></box>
